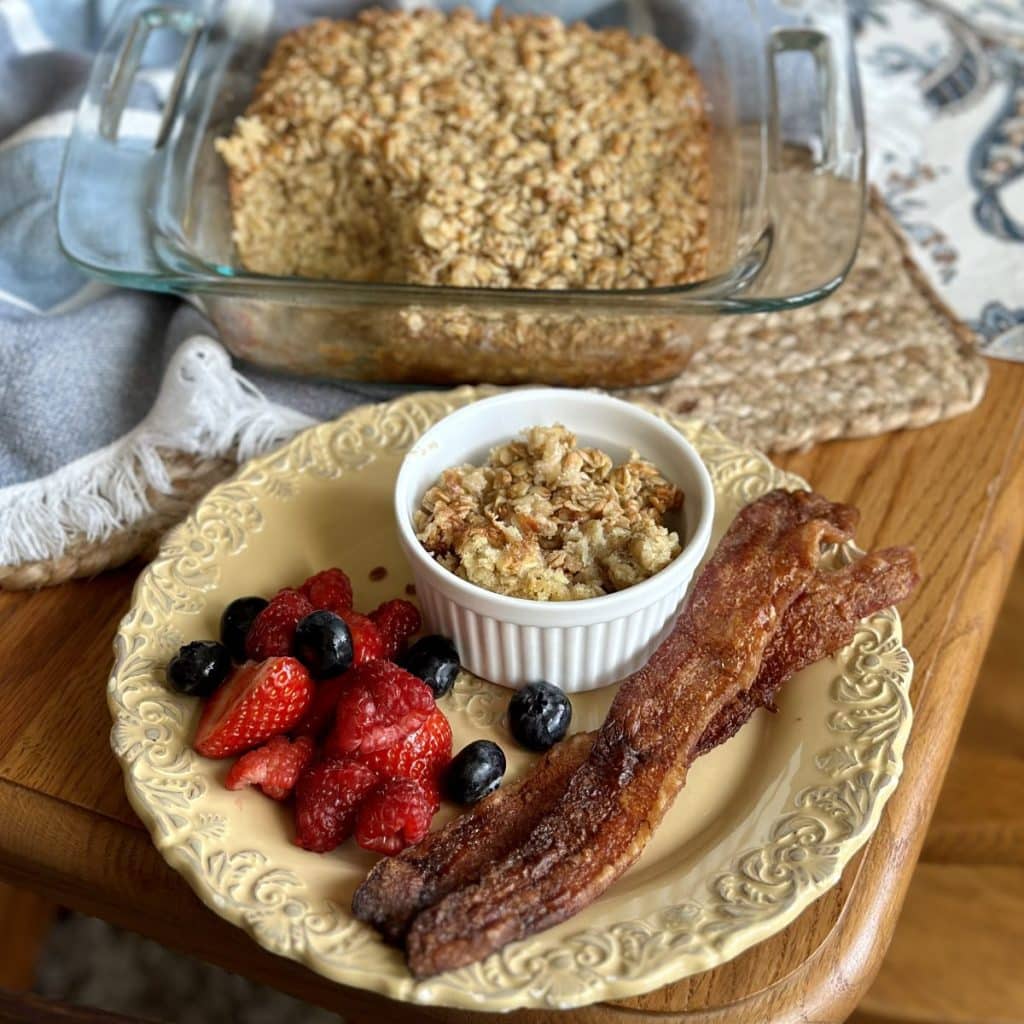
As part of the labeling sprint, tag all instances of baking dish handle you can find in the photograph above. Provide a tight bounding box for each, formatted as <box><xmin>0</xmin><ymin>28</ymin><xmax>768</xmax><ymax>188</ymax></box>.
<box><xmin>745</xmin><ymin>6</ymin><xmax>866</xmax><ymax>307</ymax></box>
<box><xmin>57</xmin><ymin>1</ymin><xmax>210</xmax><ymax>283</ymax></box>
<box><xmin>99</xmin><ymin>5</ymin><xmax>203</xmax><ymax>148</ymax></box>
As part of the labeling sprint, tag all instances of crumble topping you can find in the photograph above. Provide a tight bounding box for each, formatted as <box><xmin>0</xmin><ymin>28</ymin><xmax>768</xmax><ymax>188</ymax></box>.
<box><xmin>216</xmin><ymin>7</ymin><xmax>708</xmax><ymax>290</ymax></box>
<box><xmin>414</xmin><ymin>425</ymin><xmax>684</xmax><ymax>600</ymax></box>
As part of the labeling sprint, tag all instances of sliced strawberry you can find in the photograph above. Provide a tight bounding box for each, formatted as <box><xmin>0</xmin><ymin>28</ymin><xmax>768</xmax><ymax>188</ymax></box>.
<box><xmin>325</xmin><ymin>660</ymin><xmax>435</xmax><ymax>757</ymax></box>
<box><xmin>225</xmin><ymin>734</ymin><xmax>315</xmax><ymax>800</ymax></box>
<box><xmin>301</xmin><ymin>568</ymin><xmax>353</xmax><ymax>616</ymax></box>
<box><xmin>339</xmin><ymin>610</ymin><xmax>386</xmax><ymax>665</ymax></box>
<box><xmin>194</xmin><ymin>658</ymin><xmax>314</xmax><ymax>759</ymax></box>
<box><xmin>245</xmin><ymin>589</ymin><xmax>314</xmax><ymax>661</ymax></box>
<box><xmin>292</xmin><ymin>671</ymin><xmax>351</xmax><ymax>740</ymax></box>
<box><xmin>355</xmin><ymin>778</ymin><xmax>435</xmax><ymax>855</ymax></box>
<box><xmin>370</xmin><ymin>599</ymin><xmax>422</xmax><ymax>658</ymax></box>
<box><xmin>294</xmin><ymin>758</ymin><xmax>379</xmax><ymax>853</ymax></box>
<box><xmin>357</xmin><ymin>706</ymin><xmax>451</xmax><ymax>806</ymax></box>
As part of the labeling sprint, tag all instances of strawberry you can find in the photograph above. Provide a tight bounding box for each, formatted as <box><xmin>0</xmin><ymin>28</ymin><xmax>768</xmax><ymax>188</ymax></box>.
<box><xmin>339</xmin><ymin>610</ymin><xmax>386</xmax><ymax>665</ymax></box>
<box><xmin>301</xmin><ymin>568</ymin><xmax>353</xmax><ymax>616</ymax></box>
<box><xmin>194</xmin><ymin>658</ymin><xmax>314</xmax><ymax>759</ymax></box>
<box><xmin>370</xmin><ymin>599</ymin><xmax>421</xmax><ymax>658</ymax></box>
<box><xmin>291</xmin><ymin>671</ymin><xmax>351</xmax><ymax>740</ymax></box>
<box><xmin>355</xmin><ymin>778</ymin><xmax>435</xmax><ymax>855</ymax></box>
<box><xmin>245</xmin><ymin>589</ymin><xmax>314</xmax><ymax>661</ymax></box>
<box><xmin>325</xmin><ymin>660</ymin><xmax>435</xmax><ymax>757</ymax></box>
<box><xmin>225</xmin><ymin>734</ymin><xmax>315</xmax><ymax>800</ymax></box>
<box><xmin>357</xmin><ymin>706</ymin><xmax>451</xmax><ymax>806</ymax></box>
<box><xmin>294</xmin><ymin>758</ymin><xmax>379</xmax><ymax>852</ymax></box>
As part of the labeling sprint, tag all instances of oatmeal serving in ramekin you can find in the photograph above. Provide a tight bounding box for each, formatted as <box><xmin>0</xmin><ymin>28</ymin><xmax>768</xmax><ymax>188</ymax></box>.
<box><xmin>414</xmin><ymin>425</ymin><xmax>683</xmax><ymax>601</ymax></box>
<box><xmin>393</xmin><ymin>389</ymin><xmax>714</xmax><ymax>691</ymax></box>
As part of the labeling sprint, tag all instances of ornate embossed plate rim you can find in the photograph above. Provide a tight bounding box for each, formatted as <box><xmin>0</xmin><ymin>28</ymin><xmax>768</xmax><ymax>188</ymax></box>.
<box><xmin>107</xmin><ymin>386</ymin><xmax>913</xmax><ymax>1012</ymax></box>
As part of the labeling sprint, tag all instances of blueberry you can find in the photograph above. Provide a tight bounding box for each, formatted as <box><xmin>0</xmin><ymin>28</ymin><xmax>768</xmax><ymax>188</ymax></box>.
<box><xmin>443</xmin><ymin>740</ymin><xmax>506</xmax><ymax>804</ymax></box>
<box><xmin>220</xmin><ymin>596</ymin><xmax>269</xmax><ymax>663</ymax></box>
<box><xmin>397</xmin><ymin>635</ymin><xmax>460</xmax><ymax>698</ymax></box>
<box><xmin>293</xmin><ymin>610</ymin><xmax>353</xmax><ymax>679</ymax></box>
<box><xmin>508</xmin><ymin>681</ymin><xmax>572</xmax><ymax>752</ymax></box>
<box><xmin>168</xmin><ymin>641</ymin><xmax>231</xmax><ymax>697</ymax></box>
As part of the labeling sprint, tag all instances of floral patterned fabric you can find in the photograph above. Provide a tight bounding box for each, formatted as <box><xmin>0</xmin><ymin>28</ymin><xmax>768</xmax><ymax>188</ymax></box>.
<box><xmin>858</xmin><ymin>0</ymin><xmax>1024</xmax><ymax>361</ymax></box>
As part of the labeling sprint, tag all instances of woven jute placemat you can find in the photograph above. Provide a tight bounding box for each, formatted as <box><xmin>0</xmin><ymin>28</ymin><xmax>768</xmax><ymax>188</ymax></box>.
<box><xmin>629</xmin><ymin>192</ymin><xmax>988</xmax><ymax>450</ymax></box>
<box><xmin>0</xmin><ymin>192</ymin><xmax>987</xmax><ymax>591</ymax></box>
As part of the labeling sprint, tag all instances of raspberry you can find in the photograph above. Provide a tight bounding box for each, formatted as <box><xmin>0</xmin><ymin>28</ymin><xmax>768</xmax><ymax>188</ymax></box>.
<box><xmin>355</xmin><ymin>778</ymin><xmax>435</xmax><ymax>854</ymax></box>
<box><xmin>301</xmin><ymin>568</ymin><xmax>353</xmax><ymax>616</ymax></box>
<box><xmin>291</xmin><ymin>671</ymin><xmax>351</xmax><ymax>740</ymax></box>
<box><xmin>358</xmin><ymin>706</ymin><xmax>451</xmax><ymax>807</ymax></box>
<box><xmin>418</xmin><ymin>775</ymin><xmax>442</xmax><ymax>814</ymax></box>
<box><xmin>225</xmin><ymin>735</ymin><xmax>314</xmax><ymax>800</ymax></box>
<box><xmin>340</xmin><ymin>610</ymin><xmax>386</xmax><ymax>665</ymax></box>
<box><xmin>325</xmin><ymin>660</ymin><xmax>435</xmax><ymax>757</ymax></box>
<box><xmin>294</xmin><ymin>758</ymin><xmax>379</xmax><ymax>853</ymax></box>
<box><xmin>245</xmin><ymin>589</ymin><xmax>313</xmax><ymax>661</ymax></box>
<box><xmin>370</xmin><ymin>599</ymin><xmax>422</xmax><ymax>658</ymax></box>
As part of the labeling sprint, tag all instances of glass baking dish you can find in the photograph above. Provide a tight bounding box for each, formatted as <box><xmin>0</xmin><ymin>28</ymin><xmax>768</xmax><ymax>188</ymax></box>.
<box><xmin>57</xmin><ymin>0</ymin><xmax>865</xmax><ymax>388</ymax></box>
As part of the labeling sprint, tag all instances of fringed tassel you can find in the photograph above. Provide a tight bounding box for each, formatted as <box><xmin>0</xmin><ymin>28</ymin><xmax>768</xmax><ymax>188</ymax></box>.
<box><xmin>0</xmin><ymin>337</ymin><xmax>315</xmax><ymax>565</ymax></box>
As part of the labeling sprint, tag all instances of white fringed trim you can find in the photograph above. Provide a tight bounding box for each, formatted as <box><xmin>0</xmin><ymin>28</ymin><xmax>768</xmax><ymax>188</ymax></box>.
<box><xmin>0</xmin><ymin>336</ymin><xmax>315</xmax><ymax>566</ymax></box>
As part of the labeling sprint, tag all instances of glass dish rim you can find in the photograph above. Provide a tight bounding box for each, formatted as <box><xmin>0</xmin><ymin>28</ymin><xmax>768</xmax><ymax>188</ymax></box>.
<box><xmin>56</xmin><ymin>0</ymin><xmax>867</xmax><ymax>317</ymax></box>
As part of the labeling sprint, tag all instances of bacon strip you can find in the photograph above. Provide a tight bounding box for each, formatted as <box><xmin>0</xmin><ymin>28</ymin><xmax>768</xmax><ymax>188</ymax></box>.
<box><xmin>693</xmin><ymin>545</ymin><xmax>919</xmax><ymax>755</ymax></box>
<box><xmin>353</xmin><ymin>543</ymin><xmax>918</xmax><ymax>946</ymax></box>
<box><xmin>401</xmin><ymin>489</ymin><xmax>858</xmax><ymax>976</ymax></box>
<box><xmin>354</xmin><ymin>733</ymin><xmax>593</xmax><ymax>944</ymax></box>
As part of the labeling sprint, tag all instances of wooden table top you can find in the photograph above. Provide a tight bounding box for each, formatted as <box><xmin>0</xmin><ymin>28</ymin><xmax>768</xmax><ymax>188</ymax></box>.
<box><xmin>2</xmin><ymin>361</ymin><xmax>1023</xmax><ymax>1024</ymax></box>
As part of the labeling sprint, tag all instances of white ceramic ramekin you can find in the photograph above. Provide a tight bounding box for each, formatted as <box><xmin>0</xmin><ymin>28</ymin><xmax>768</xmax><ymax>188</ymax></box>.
<box><xmin>394</xmin><ymin>390</ymin><xmax>714</xmax><ymax>692</ymax></box>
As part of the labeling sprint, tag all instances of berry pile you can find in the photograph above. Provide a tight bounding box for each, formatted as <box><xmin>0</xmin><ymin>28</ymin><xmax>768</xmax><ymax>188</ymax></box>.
<box><xmin>169</xmin><ymin>564</ymin><xmax>580</xmax><ymax>859</ymax></box>
<box><xmin>169</xmin><ymin>566</ymin><xmax>456</xmax><ymax>856</ymax></box>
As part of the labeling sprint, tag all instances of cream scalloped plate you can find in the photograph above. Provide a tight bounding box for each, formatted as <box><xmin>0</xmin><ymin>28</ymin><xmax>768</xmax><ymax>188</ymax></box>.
<box><xmin>108</xmin><ymin>387</ymin><xmax>913</xmax><ymax>1013</ymax></box>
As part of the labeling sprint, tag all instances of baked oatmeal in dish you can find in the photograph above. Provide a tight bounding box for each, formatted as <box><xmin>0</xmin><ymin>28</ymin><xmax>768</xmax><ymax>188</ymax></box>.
<box><xmin>414</xmin><ymin>426</ymin><xmax>684</xmax><ymax>601</ymax></box>
<box><xmin>216</xmin><ymin>7</ymin><xmax>709</xmax><ymax>290</ymax></box>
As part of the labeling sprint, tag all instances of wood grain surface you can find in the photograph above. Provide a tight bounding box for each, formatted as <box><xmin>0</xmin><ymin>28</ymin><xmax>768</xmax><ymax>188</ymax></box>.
<box><xmin>857</xmin><ymin>865</ymin><xmax>1024</xmax><ymax>1023</ymax></box>
<box><xmin>0</xmin><ymin>361</ymin><xmax>1022</xmax><ymax>1023</ymax></box>
<box><xmin>0</xmin><ymin>989</ymin><xmax>154</xmax><ymax>1024</ymax></box>
<box><xmin>849</xmin><ymin>554</ymin><xmax>1024</xmax><ymax>1024</ymax></box>
<box><xmin>0</xmin><ymin>883</ymin><xmax>55</xmax><ymax>990</ymax></box>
